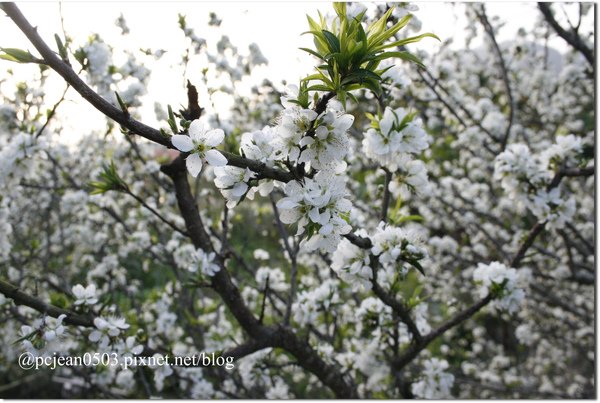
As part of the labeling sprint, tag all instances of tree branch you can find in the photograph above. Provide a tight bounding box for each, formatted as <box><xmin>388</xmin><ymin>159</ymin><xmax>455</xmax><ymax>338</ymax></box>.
<box><xmin>160</xmin><ymin>156</ymin><xmax>357</xmax><ymax>398</ymax></box>
<box><xmin>1</xmin><ymin>2</ymin><xmax>295</xmax><ymax>183</ymax></box>
<box><xmin>538</xmin><ymin>2</ymin><xmax>594</xmax><ymax>68</ymax></box>
<box><xmin>380</xmin><ymin>168</ymin><xmax>393</xmax><ymax>223</ymax></box>
<box><xmin>371</xmin><ymin>275</ymin><xmax>422</xmax><ymax>344</ymax></box>
<box><xmin>0</xmin><ymin>279</ymin><xmax>94</xmax><ymax>327</ymax></box>
<box><xmin>475</xmin><ymin>5</ymin><xmax>515</xmax><ymax>150</ymax></box>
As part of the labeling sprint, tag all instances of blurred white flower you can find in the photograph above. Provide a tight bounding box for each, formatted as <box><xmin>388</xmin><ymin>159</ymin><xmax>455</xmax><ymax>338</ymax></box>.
<box><xmin>72</xmin><ymin>284</ymin><xmax>98</xmax><ymax>306</ymax></box>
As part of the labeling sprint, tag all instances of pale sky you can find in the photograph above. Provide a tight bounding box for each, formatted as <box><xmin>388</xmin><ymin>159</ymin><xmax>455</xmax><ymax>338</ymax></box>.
<box><xmin>0</xmin><ymin>2</ymin><xmax>588</xmax><ymax>141</ymax></box>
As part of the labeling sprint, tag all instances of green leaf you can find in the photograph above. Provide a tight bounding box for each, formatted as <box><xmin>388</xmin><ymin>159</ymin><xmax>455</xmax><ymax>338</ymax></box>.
<box><xmin>306</xmin><ymin>84</ymin><xmax>333</xmax><ymax>92</ymax></box>
<box><xmin>0</xmin><ymin>48</ymin><xmax>36</xmax><ymax>63</ymax></box>
<box><xmin>167</xmin><ymin>104</ymin><xmax>178</xmax><ymax>134</ymax></box>
<box><xmin>54</xmin><ymin>34</ymin><xmax>68</xmax><ymax>61</ymax></box>
<box><xmin>396</xmin><ymin>214</ymin><xmax>424</xmax><ymax>224</ymax></box>
<box><xmin>342</xmin><ymin>68</ymin><xmax>381</xmax><ymax>84</ymax></box>
<box><xmin>332</xmin><ymin>2</ymin><xmax>346</xmax><ymax>19</ymax></box>
<box><xmin>88</xmin><ymin>161</ymin><xmax>128</xmax><ymax>194</ymax></box>
<box><xmin>347</xmin><ymin>91</ymin><xmax>359</xmax><ymax>105</ymax></box>
<box><xmin>322</xmin><ymin>30</ymin><xmax>341</xmax><ymax>53</ymax></box>
<box><xmin>379</xmin><ymin>32</ymin><xmax>440</xmax><ymax>51</ymax></box>
<box><xmin>114</xmin><ymin>91</ymin><xmax>129</xmax><ymax>115</ymax></box>
<box><xmin>390</xmin><ymin>51</ymin><xmax>426</xmax><ymax>68</ymax></box>
<box><xmin>406</xmin><ymin>258</ymin><xmax>425</xmax><ymax>275</ymax></box>
<box><xmin>0</xmin><ymin>54</ymin><xmax>20</xmax><ymax>63</ymax></box>
<box><xmin>12</xmin><ymin>329</ymin><xmax>38</xmax><ymax>345</ymax></box>
<box><xmin>299</xmin><ymin>47</ymin><xmax>326</xmax><ymax>60</ymax></box>
<box><xmin>73</xmin><ymin>48</ymin><xmax>87</xmax><ymax>66</ymax></box>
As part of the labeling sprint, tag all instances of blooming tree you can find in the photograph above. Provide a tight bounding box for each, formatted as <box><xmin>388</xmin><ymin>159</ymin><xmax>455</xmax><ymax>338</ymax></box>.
<box><xmin>0</xmin><ymin>2</ymin><xmax>594</xmax><ymax>399</ymax></box>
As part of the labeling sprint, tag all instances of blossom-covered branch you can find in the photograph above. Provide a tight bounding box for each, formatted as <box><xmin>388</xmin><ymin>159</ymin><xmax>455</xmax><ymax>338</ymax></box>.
<box><xmin>0</xmin><ymin>279</ymin><xmax>94</xmax><ymax>327</ymax></box>
<box><xmin>0</xmin><ymin>2</ymin><xmax>296</xmax><ymax>183</ymax></box>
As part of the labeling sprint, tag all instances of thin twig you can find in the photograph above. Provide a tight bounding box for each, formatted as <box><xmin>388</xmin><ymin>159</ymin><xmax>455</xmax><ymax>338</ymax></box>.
<box><xmin>475</xmin><ymin>5</ymin><xmax>515</xmax><ymax>151</ymax></box>
<box><xmin>380</xmin><ymin>168</ymin><xmax>393</xmax><ymax>223</ymax></box>
<box><xmin>538</xmin><ymin>3</ymin><xmax>594</xmax><ymax>68</ymax></box>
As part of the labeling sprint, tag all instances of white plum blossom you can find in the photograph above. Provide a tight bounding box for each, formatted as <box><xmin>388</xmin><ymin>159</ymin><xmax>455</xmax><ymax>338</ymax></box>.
<box><xmin>292</xmin><ymin>280</ymin><xmax>340</xmax><ymax>325</ymax></box>
<box><xmin>43</xmin><ymin>314</ymin><xmax>67</xmax><ymax>342</ymax></box>
<box><xmin>121</xmin><ymin>336</ymin><xmax>144</xmax><ymax>358</ymax></box>
<box><xmin>530</xmin><ymin>187</ymin><xmax>575</xmax><ymax>225</ymax></box>
<box><xmin>89</xmin><ymin>316</ymin><xmax>130</xmax><ymax>348</ymax></box>
<box><xmin>389</xmin><ymin>159</ymin><xmax>430</xmax><ymax>197</ymax></box>
<box><xmin>494</xmin><ymin>143</ymin><xmax>549</xmax><ymax>196</ymax></box>
<box><xmin>17</xmin><ymin>314</ymin><xmax>68</xmax><ymax>355</ymax></box>
<box><xmin>381</xmin><ymin>62</ymin><xmax>411</xmax><ymax>87</ymax></box>
<box><xmin>297</xmin><ymin>109</ymin><xmax>354</xmax><ymax>169</ymax></box>
<box><xmin>253</xmin><ymin>249</ymin><xmax>270</xmax><ymax>261</ymax></box>
<box><xmin>473</xmin><ymin>261</ymin><xmax>527</xmax><ymax>314</ymax></box>
<box><xmin>346</xmin><ymin>2</ymin><xmax>367</xmax><ymax>19</ymax></box>
<box><xmin>397</xmin><ymin>122</ymin><xmax>429</xmax><ymax>154</ymax></box>
<box><xmin>248</xmin><ymin>43</ymin><xmax>268</xmax><ymax>66</ymax></box>
<box><xmin>0</xmin><ymin>3</ymin><xmax>593</xmax><ymax>399</ymax></box>
<box><xmin>178</xmin><ymin>246</ymin><xmax>221</xmax><ymax>277</ymax></box>
<box><xmin>0</xmin><ymin>132</ymin><xmax>39</xmax><ymax>187</ymax></box>
<box><xmin>213</xmin><ymin>166</ymin><xmax>255</xmax><ymax>208</ymax></box>
<box><xmin>0</xmin><ymin>206</ymin><xmax>13</xmax><ymax>260</ymax></box>
<box><xmin>331</xmin><ymin>235</ymin><xmax>372</xmax><ymax>291</ymax></box>
<box><xmin>494</xmin><ymin>140</ymin><xmax>580</xmax><ymax>229</ymax></box>
<box><xmin>72</xmin><ymin>284</ymin><xmax>98</xmax><ymax>306</ymax></box>
<box><xmin>84</xmin><ymin>40</ymin><xmax>111</xmax><ymax>77</ymax></box>
<box><xmin>265</xmin><ymin>378</ymin><xmax>291</xmax><ymax>399</ymax></box>
<box><xmin>196</xmin><ymin>251</ymin><xmax>221</xmax><ymax>277</ymax></box>
<box><xmin>171</xmin><ymin>120</ymin><xmax>227</xmax><ymax>177</ymax></box>
<box><xmin>150</xmin><ymin>353</ymin><xmax>174</xmax><ymax>391</ymax></box>
<box><xmin>371</xmin><ymin>222</ymin><xmax>428</xmax><ymax>276</ymax></box>
<box><xmin>273</xmin><ymin>107</ymin><xmax>317</xmax><ymax>162</ymax></box>
<box><xmin>540</xmin><ymin>134</ymin><xmax>583</xmax><ymax>168</ymax></box>
<box><xmin>411</xmin><ymin>358</ymin><xmax>455</xmax><ymax>398</ymax></box>
<box><xmin>277</xmin><ymin>169</ymin><xmax>352</xmax><ymax>253</ymax></box>
<box><xmin>240</xmin><ymin>126</ymin><xmax>278</xmax><ymax>164</ymax></box>
<box><xmin>255</xmin><ymin>267</ymin><xmax>288</xmax><ymax>292</ymax></box>
<box><xmin>362</xmin><ymin>107</ymin><xmax>429</xmax><ymax>170</ymax></box>
<box><xmin>279</xmin><ymin>84</ymin><xmax>300</xmax><ymax>109</ymax></box>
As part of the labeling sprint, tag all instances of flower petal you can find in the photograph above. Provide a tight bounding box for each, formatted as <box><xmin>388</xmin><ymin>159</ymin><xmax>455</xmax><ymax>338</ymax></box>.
<box><xmin>205</xmin><ymin>149</ymin><xmax>227</xmax><ymax>167</ymax></box>
<box><xmin>231</xmin><ymin>182</ymin><xmax>248</xmax><ymax>197</ymax></box>
<box><xmin>204</xmin><ymin>129</ymin><xmax>225</xmax><ymax>147</ymax></box>
<box><xmin>335</xmin><ymin>114</ymin><xmax>354</xmax><ymax>130</ymax></box>
<box><xmin>277</xmin><ymin>199</ymin><xmax>298</xmax><ymax>210</ymax></box>
<box><xmin>186</xmin><ymin>153</ymin><xmax>203</xmax><ymax>177</ymax></box>
<box><xmin>89</xmin><ymin>331</ymin><xmax>101</xmax><ymax>342</ymax></box>
<box><xmin>188</xmin><ymin>120</ymin><xmax>205</xmax><ymax>140</ymax></box>
<box><xmin>380</xmin><ymin>108</ymin><xmax>394</xmax><ymax>136</ymax></box>
<box><xmin>171</xmin><ymin>135</ymin><xmax>194</xmax><ymax>152</ymax></box>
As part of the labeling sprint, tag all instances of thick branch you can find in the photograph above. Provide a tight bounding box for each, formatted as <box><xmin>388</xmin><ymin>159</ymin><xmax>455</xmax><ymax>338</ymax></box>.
<box><xmin>561</xmin><ymin>165</ymin><xmax>594</xmax><ymax>178</ymax></box>
<box><xmin>0</xmin><ymin>279</ymin><xmax>94</xmax><ymax>327</ymax></box>
<box><xmin>160</xmin><ymin>157</ymin><xmax>357</xmax><ymax>398</ymax></box>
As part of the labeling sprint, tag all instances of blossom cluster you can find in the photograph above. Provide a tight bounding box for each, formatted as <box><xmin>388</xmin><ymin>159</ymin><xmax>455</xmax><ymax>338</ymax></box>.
<box><xmin>362</xmin><ymin>107</ymin><xmax>431</xmax><ymax>196</ymax></box>
<box><xmin>472</xmin><ymin>261</ymin><xmax>528</xmax><ymax>313</ymax></box>
<box><xmin>331</xmin><ymin>223</ymin><xmax>428</xmax><ymax>290</ymax></box>
<box><xmin>174</xmin><ymin>244</ymin><xmax>221</xmax><ymax>277</ymax></box>
<box><xmin>411</xmin><ymin>358</ymin><xmax>455</xmax><ymax>398</ymax></box>
<box><xmin>277</xmin><ymin>169</ymin><xmax>352</xmax><ymax>253</ymax></box>
<box><xmin>494</xmin><ymin>135</ymin><xmax>584</xmax><ymax>229</ymax></box>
